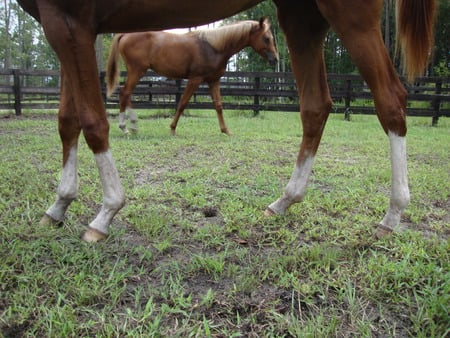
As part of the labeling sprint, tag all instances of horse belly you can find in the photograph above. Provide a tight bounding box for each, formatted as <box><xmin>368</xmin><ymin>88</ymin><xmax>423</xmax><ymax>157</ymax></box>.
<box><xmin>98</xmin><ymin>0</ymin><xmax>263</xmax><ymax>33</ymax></box>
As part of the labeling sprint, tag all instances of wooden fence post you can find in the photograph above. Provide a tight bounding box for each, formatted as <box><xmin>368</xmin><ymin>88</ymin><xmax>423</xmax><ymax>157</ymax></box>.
<box><xmin>148</xmin><ymin>82</ymin><xmax>152</xmax><ymax>102</ymax></box>
<box><xmin>254</xmin><ymin>75</ymin><xmax>260</xmax><ymax>116</ymax></box>
<box><xmin>13</xmin><ymin>69</ymin><xmax>21</xmax><ymax>116</ymax></box>
<box><xmin>99</xmin><ymin>71</ymin><xmax>107</xmax><ymax>103</ymax></box>
<box><xmin>344</xmin><ymin>78</ymin><xmax>352</xmax><ymax>121</ymax></box>
<box><xmin>432</xmin><ymin>79</ymin><xmax>442</xmax><ymax>126</ymax></box>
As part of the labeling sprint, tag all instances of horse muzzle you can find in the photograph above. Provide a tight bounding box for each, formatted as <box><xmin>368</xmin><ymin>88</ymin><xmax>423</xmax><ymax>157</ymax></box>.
<box><xmin>266</xmin><ymin>51</ymin><xmax>279</xmax><ymax>67</ymax></box>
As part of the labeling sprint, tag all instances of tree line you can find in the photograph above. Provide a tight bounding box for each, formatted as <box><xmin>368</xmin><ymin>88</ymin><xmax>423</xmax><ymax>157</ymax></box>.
<box><xmin>1</xmin><ymin>0</ymin><xmax>449</xmax><ymax>76</ymax></box>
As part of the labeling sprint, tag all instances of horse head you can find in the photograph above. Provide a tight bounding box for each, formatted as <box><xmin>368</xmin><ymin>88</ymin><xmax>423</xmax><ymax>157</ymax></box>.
<box><xmin>249</xmin><ymin>17</ymin><xmax>279</xmax><ymax>67</ymax></box>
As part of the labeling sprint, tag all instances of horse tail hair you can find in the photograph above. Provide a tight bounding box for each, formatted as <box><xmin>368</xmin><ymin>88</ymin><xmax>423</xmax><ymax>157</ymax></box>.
<box><xmin>106</xmin><ymin>34</ymin><xmax>124</xmax><ymax>97</ymax></box>
<box><xmin>395</xmin><ymin>0</ymin><xmax>438</xmax><ymax>82</ymax></box>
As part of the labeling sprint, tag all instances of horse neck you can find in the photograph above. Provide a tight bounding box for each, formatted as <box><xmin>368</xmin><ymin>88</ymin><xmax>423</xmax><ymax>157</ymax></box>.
<box><xmin>202</xmin><ymin>22</ymin><xmax>255</xmax><ymax>60</ymax></box>
<box><xmin>220</xmin><ymin>31</ymin><xmax>252</xmax><ymax>58</ymax></box>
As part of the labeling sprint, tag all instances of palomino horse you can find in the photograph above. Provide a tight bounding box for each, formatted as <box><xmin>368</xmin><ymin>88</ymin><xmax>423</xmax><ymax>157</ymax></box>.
<box><xmin>16</xmin><ymin>0</ymin><xmax>437</xmax><ymax>242</ymax></box>
<box><xmin>106</xmin><ymin>18</ymin><xmax>278</xmax><ymax>135</ymax></box>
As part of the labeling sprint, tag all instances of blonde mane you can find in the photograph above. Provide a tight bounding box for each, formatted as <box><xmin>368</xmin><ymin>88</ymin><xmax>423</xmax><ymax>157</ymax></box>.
<box><xmin>192</xmin><ymin>21</ymin><xmax>258</xmax><ymax>51</ymax></box>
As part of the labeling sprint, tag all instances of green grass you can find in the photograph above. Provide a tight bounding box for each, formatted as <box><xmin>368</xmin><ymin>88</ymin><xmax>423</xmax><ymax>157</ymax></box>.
<box><xmin>0</xmin><ymin>110</ymin><xmax>449</xmax><ymax>337</ymax></box>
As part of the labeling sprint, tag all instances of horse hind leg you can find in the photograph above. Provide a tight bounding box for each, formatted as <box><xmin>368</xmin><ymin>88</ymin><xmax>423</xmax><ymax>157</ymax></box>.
<box><xmin>317</xmin><ymin>0</ymin><xmax>409</xmax><ymax>236</ymax></box>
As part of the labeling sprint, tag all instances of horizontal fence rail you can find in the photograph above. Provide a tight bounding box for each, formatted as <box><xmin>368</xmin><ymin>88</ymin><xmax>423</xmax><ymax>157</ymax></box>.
<box><xmin>1</xmin><ymin>69</ymin><xmax>449</xmax><ymax>125</ymax></box>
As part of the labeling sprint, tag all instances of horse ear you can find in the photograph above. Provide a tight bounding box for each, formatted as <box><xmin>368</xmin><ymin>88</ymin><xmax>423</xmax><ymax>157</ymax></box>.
<box><xmin>259</xmin><ymin>16</ymin><xmax>270</xmax><ymax>28</ymax></box>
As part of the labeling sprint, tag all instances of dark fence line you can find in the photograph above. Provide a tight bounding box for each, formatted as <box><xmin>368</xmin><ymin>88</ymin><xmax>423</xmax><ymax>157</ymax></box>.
<box><xmin>1</xmin><ymin>69</ymin><xmax>449</xmax><ymax>125</ymax></box>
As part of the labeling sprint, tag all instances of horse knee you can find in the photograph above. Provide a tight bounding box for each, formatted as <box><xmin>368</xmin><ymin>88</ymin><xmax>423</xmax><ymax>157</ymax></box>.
<box><xmin>57</xmin><ymin>182</ymin><xmax>78</xmax><ymax>202</ymax></box>
<box><xmin>300</xmin><ymin>101</ymin><xmax>332</xmax><ymax>141</ymax></box>
<box><xmin>82</xmin><ymin>118</ymin><xmax>110</xmax><ymax>152</ymax></box>
<box><xmin>104</xmin><ymin>191</ymin><xmax>126</xmax><ymax>212</ymax></box>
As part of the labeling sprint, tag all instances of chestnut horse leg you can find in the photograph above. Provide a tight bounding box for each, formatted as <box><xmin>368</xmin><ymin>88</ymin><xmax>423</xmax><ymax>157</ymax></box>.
<box><xmin>119</xmin><ymin>70</ymin><xmax>143</xmax><ymax>134</ymax></box>
<box><xmin>170</xmin><ymin>78</ymin><xmax>202</xmax><ymax>135</ymax></box>
<box><xmin>208</xmin><ymin>80</ymin><xmax>231</xmax><ymax>135</ymax></box>
<box><xmin>317</xmin><ymin>0</ymin><xmax>409</xmax><ymax>236</ymax></box>
<box><xmin>38</xmin><ymin>3</ymin><xmax>125</xmax><ymax>241</ymax></box>
<box><xmin>266</xmin><ymin>1</ymin><xmax>331</xmax><ymax>215</ymax></box>
<box><xmin>40</xmin><ymin>69</ymin><xmax>81</xmax><ymax>227</ymax></box>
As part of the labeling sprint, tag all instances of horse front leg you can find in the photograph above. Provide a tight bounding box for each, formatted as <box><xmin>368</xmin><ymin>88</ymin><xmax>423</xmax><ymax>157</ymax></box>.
<box><xmin>40</xmin><ymin>70</ymin><xmax>81</xmax><ymax>226</ymax></box>
<box><xmin>267</xmin><ymin>1</ymin><xmax>331</xmax><ymax>216</ymax></box>
<box><xmin>208</xmin><ymin>81</ymin><xmax>231</xmax><ymax>135</ymax></box>
<box><xmin>38</xmin><ymin>5</ymin><xmax>125</xmax><ymax>242</ymax></box>
<box><xmin>80</xmin><ymin>64</ymin><xmax>125</xmax><ymax>242</ymax></box>
<box><xmin>170</xmin><ymin>78</ymin><xmax>201</xmax><ymax>135</ymax></box>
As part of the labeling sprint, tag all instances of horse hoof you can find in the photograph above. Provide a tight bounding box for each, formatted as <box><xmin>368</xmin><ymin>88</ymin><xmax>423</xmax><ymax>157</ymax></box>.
<box><xmin>39</xmin><ymin>214</ymin><xmax>61</xmax><ymax>227</ymax></box>
<box><xmin>81</xmin><ymin>227</ymin><xmax>108</xmax><ymax>242</ymax></box>
<box><xmin>374</xmin><ymin>224</ymin><xmax>394</xmax><ymax>239</ymax></box>
<box><xmin>170</xmin><ymin>129</ymin><xmax>176</xmax><ymax>136</ymax></box>
<box><xmin>263</xmin><ymin>208</ymin><xmax>275</xmax><ymax>217</ymax></box>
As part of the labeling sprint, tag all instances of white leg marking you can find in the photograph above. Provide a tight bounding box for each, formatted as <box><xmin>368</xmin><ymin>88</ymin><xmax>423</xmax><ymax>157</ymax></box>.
<box><xmin>118</xmin><ymin>111</ymin><xmax>128</xmax><ymax>133</ymax></box>
<box><xmin>129</xmin><ymin>108</ymin><xmax>138</xmax><ymax>133</ymax></box>
<box><xmin>46</xmin><ymin>145</ymin><xmax>78</xmax><ymax>221</ymax></box>
<box><xmin>88</xmin><ymin>150</ymin><xmax>125</xmax><ymax>234</ymax></box>
<box><xmin>268</xmin><ymin>155</ymin><xmax>315</xmax><ymax>214</ymax></box>
<box><xmin>381</xmin><ymin>132</ymin><xmax>410</xmax><ymax>228</ymax></box>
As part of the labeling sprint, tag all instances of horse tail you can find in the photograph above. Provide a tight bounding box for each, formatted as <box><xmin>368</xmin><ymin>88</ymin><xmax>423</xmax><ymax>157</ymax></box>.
<box><xmin>106</xmin><ymin>34</ymin><xmax>124</xmax><ymax>97</ymax></box>
<box><xmin>395</xmin><ymin>0</ymin><xmax>438</xmax><ymax>82</ymax></box>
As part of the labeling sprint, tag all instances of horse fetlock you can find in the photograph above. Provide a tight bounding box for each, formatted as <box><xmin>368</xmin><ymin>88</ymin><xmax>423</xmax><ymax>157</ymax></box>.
<box><xmin>107</xmin><ymin>193</ymin><xmax>126</xmax><ymax>211</ymax></box>
<box><xmin>381</xmin><ymin>207</ymin><xmax>402</xmax><ymax>229</ymax></box>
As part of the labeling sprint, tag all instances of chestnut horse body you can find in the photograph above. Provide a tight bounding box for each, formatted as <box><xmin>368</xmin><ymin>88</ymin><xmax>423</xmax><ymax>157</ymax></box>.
<box><xmin>16</xmin><ymin>0</ymin><xmax>437</xmax><ymax>242</ymax></box>
<box><xmin>106</xmin><ymin>19</ymin><xmax>278</xmax><ymax>135</ymax></box>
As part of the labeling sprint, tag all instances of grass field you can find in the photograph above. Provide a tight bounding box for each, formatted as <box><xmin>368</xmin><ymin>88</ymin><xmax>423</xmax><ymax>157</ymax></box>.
<box><xmin>0</xmin><ymin>110</ymin><xmax>449</xmax><ymax>337</ymax></box>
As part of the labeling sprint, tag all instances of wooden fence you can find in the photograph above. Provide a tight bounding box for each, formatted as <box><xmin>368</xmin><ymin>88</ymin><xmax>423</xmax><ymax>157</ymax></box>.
<box><xmin>1</xmin><ymin>69</ymin><xmax>449</xmax><ymax>125</ymax></box>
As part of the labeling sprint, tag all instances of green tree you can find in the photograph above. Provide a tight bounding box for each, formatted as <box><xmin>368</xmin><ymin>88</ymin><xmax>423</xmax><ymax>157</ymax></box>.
<box><xmin>432</xmin><ymin>0</ymin><xmax>450</xmax><ymax>75</ymax></box>
<box><xmin>0</xmin><ymin>0</ymin><xmax>14</xmax><ymax>69</ymax></box>
<box><xmin>3</xmin><ymin>0</ymin><xmax>448</xmax><ymax>77</ymax></box>
<box><xmin>324</xmin><ymin>32</ymin><xmax>355</xmax><ymax>74</ymax></box>
<box><xmin>0</xmin><ymin>1</ymin><xmax>58</xmax><ymax>70</ymax></box>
